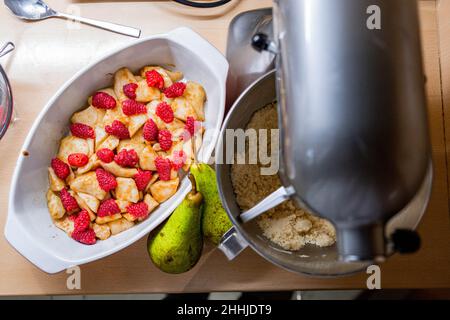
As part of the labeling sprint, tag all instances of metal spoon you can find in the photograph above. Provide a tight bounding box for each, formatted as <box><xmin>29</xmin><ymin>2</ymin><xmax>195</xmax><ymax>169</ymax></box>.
<box><xmin>4</xmin><ymin>0</ymin><xmax>141</xmax><ymax>38</ymax></box>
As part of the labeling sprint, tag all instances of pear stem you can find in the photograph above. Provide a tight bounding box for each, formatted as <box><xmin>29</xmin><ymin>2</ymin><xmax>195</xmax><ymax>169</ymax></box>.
<box><xmin>188</xmin><ymin>173</ymin><xmax>197</xmax><ymax>195</ymax></box>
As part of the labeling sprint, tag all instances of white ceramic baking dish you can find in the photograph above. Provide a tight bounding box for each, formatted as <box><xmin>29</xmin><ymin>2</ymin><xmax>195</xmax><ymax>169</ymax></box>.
<box><xmin>4</xmin><ymin>27</ymin><xmax>228</xmax><ymax>274</ymax></box>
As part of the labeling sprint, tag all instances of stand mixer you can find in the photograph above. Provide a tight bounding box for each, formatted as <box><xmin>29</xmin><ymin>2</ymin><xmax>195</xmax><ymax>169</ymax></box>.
<box><xmin>216</xmin><ymin>0</ymin><xmax>432</xmax><ymax>273</ymax></box>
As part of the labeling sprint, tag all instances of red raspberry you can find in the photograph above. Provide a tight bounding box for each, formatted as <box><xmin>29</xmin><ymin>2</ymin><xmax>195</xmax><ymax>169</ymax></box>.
<box><xmin>59</xmin><ymin>188</ymin><xmax>80</xmax><ymax>212</ymax></box>
<box><xmin>145</xmin><ymin>70</ymin><xmax>164</xmax><ymax>90</ymax></box>
<box><xmin>68</xmin><ymin>153</ymin><xmax>89</xmax><ymax>167</ymax></box>
<box><xmin>156</xmin><ymin>102</ymin><xmax>174</xmax><ymax>123</ymax></box>
<box><xmin>74</xmin><ymin>209</ymin><xmax>90</xmax><ymax>231</ymax></box>
<box><xmin>123</xmin><ymin>83</ymin><xmax>138</xmax><ymax>100</ymax></box>
<box><xmin>105</xmin><ymin>120</ymin><xmax>130</xmax><ymax>140</ymax></box>
<box><xmin>172</xmin><ymin>150</ymin><xmax>187</xmax><ymax>170</ymax></box>
<box><xmin>184</xmin><ymin>116</ymin><xmax>196</xmax><ymax>139</ymax></box>
<box><xmin>143</xmin><ymin>118</ymin><xmax>158</xmax><ymax>141</ymax></box>
<box><xmin>72</xmin><ymin>228</ymin><xmax>96</xmax><ymax>245</ymax></box>
<box><xmin>97</xmin><ymin>199</ymin><xmax>120</xmax><ymax>217</ymax></box>
<box><xmin>127</xmin><ymin>202</ymin><xmax>149</xmax><ymax>219</ymax></box>
<box><xmin>134</xmin><ymin>169</ymin><xmax>152</xmax><ymax>191</ymax></box>
<box><xmin>158</xmin><ymin>129</ymin><xmax>172</xmax><ymax>151</ymax></box>
<box><xmin>164</xmin><ymin>82</ymin><xmax>186</xmax><ymax>98</ymax></box>
<box><xmin>155</xmin><ymin>156</ymin><xmax>171</xmax><ymax>181</ymax></box>
<box><xmin>92</xmin><ymin>92</ymin><xmax>116</xmax><ymax>109</ymax></box>
<box><xmin>96</xmin><ymin>148</ymin><xmax>115</xmax><ymax>163</ymax></box>
<box><xmin>70</xmin><ymin>123</ymin><xmax>95</xmax><ymax>139</ymax></box>
<box><xmin>122</xmin><ymin>99</ymin><xmax>147</xmax><ymax>116</ymax></box>
<box><xmin>51</xmin><ymin>158</ymin><xmax>70</xmax><ymax>180</ymax></box>
<box><xmin>114</xmin><ymin>149</ymin><xmax>139</xmax><ymax>168</ymax></box>
<box><xmin>95</xmin><ymin>168</ymin><xmax>117</xmax><ymax>192</ymax></box>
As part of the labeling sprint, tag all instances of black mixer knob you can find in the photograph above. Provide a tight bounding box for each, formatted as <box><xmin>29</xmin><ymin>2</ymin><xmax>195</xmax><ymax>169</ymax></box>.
<box><xmin>391</xmin><ymin>229</ymin><xmax>421</xmax><ymax>254</ymax></box>
<box><xmin>251</xmin><ymin>33</ymin><xmax>270</xmax><ymax>52</ymax></box>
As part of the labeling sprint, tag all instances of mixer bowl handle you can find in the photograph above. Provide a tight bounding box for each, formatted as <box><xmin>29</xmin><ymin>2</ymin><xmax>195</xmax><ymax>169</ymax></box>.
<box><xmin>218</xmin><ymin>227</ymin><xmax>249</xmax><ymax>260</ymax></box>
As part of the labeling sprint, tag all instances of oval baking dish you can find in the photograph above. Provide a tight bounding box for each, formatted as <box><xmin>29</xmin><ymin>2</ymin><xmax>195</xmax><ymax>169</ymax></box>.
<box><xmin>4</xmin><ymin>27</ymin><xmax>228</xmax><ymax>274</ymax></box>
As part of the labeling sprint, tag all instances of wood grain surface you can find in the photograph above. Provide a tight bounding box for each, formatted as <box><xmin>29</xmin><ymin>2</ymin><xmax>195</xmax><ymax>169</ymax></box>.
<box><xmin>0</xmin><ymin>0</ymin><xmax>449</xmax><ymax>296</ymax></box>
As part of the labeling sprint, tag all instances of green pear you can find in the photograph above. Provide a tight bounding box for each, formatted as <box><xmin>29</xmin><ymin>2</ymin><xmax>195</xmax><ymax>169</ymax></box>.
<box><xmin>147</xmin><ymin>175</ymin><xmax>203</xmax><ymax>274</ymax></box>
<box><xmin>190</xmin><ymin>163</ymin><xmax>232</xmax><ymax>245</ymax></box>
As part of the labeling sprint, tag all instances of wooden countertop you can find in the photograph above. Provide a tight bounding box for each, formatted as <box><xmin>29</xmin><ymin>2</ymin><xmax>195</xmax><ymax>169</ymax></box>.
<box><xmin>0</xmin><ymin>0</ymin><xmax>449</xmax><ymax>296</ymax></box>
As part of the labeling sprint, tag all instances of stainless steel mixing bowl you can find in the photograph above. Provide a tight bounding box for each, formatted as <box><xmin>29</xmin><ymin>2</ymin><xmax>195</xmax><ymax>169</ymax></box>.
<box><xmin>216</xmin><ymin>70</ymin><xmax>370</xmax><ymax>276</ymax></box>
<box><xmin>216</xmin><ymin>69</ymin><xmax>433</xmax><ymax>276</ymax></box>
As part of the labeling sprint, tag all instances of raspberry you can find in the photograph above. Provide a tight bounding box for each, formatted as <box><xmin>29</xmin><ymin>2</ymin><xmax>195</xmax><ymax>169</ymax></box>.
<box><xmin>114</xmin><ymin>149</ymin><xmax>139</xmax><ymax>168</ymax></box>
<box><xmin>123</xmin><ymin>83</ymin><xmax>138</xmax><ymax>100</ymax></box>
<box><xmin>105</xmin><ymin>120</ymin><xmax>130</xmax><ymax>140</ymax></box>
<box><xmin>134</xmin><ymin>169</ymin><xmax>152</xmax><ymax>191</ymax></box>
<box><xmin>70</xmin><ymin>123</ymin><xmax>95</xmax><ymax>139</ymax></box>
<box><xmin>171</xmin><ymin>150</ymin><xmax>187</xmax><ymax>170</ymax></box>
<box><xmin>158</xmin><ymin>129</ymin><xmax>172</xmax><ymax>151</ymax></box>
<box><xmin>51</xmin><ymin>158</ymin><xmax>70</xmax><ymax>180</ymax></box>
<box><xmin>156</xmin><ymin>102</ymin><xmax>174</xmax><ymax>123</ymax></box>
<box><xmin>68</xmin><ymin>153</ymin><xmax>89</xmax><ymax>167</ymax></box>
<box><xmin>122</xmin><ymin>99</ymin><xmax>147</xmax><ymax>116</ymax></box>
<box><xmin>155</xmin><ymin>156</ymin><xmax>171</xmax><ymax>181</ymax></box>
<box><xmin>74</xmin><ymin>209</ymin><xmax>90</xmax><ymax>231</ymax></box>
<box><xmin>59</xmin><ymin>188</ymin><xmax>80</xmax><ymax>212</ymax></box>
<box><xmin>95</xmin><ymin>168</ymin><xmax>117</xmax><ymax>192</ymax></box>
<box><xmin>97</xmin><ymin>199</ymin><xmax>120</xmax><ymax>217</ymax></box>
<box><xmin>96</xmin><ymin>148</ymin><xmax>115</xmax><ymax>163</ymax></box>
<box><xmin>145</xmin><ymin>70</ymin><xmax>164</xmax><ymax>90</ymax></box>
<box><xmin>127</xmin><ymin>202</ymin><xmax>149</xmax><ymax>219</ymax></box>
<box><xmin>72</xmin><ymin>228</ymin><xmax>96</xmax><ymax>245</ymax></box>
<box><xmin>184</xmin><ymin>116</ymin><xmax>196</xmax><ymax>139</ymax></box>
<box><xmin>92</xmin><ymin>92</ymin><xmax>116</xmax><ymax>109</ymax></box>
<box><xmin>164</xmin><ymin>82</ymin><xmax>186</xmax><ymax>98</ymax></box>
<box><xmin>143</xmin><ymin>119</ymin><xmax>158</xmax><ymax>141</ymax></box>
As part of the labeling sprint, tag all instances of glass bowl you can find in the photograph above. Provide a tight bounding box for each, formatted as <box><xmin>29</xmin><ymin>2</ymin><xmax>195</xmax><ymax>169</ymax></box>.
<box><xmin>0</xmin><ymin>42</ymin><xmax>14</xmax><ymax>139</ymax></box>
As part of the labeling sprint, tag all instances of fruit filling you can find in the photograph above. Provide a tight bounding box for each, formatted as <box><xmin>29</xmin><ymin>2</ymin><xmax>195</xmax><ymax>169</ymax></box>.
<box><xmin>47</xmin><ymin>66</ymin><xmax>206</xmax><ymax>245</ymax></box>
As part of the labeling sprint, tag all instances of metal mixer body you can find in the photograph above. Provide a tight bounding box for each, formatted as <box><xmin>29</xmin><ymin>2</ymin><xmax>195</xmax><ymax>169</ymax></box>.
<box><xmin>272</xmin><ymin>0</ymin><xmax>430</xmax><ymax>261</ymax></box>
<box><xmin>220</xmin><ymin>0</ymin><xmax>432</xmax><ymax>268</ymax></box>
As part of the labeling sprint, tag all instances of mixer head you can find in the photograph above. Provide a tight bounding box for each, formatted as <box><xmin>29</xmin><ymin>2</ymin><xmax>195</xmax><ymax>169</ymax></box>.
<box><xmin>253</xmin><ymin>0</ymin><xmax>431</xmax><ymax>262</ymax></box>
